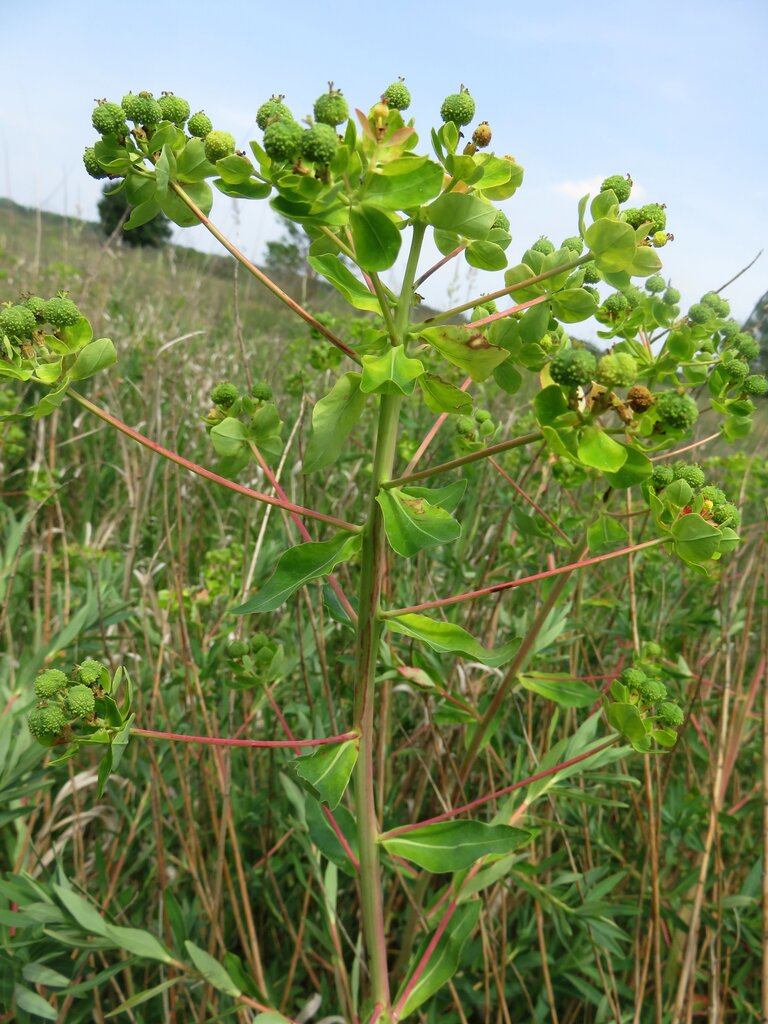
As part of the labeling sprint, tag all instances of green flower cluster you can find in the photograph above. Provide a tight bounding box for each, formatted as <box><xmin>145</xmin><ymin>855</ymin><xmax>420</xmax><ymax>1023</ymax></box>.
<box><xmin>27</xmin><ymin>660</ymin><xmax>107</xmax><ymax>747</ymax></box>
<box><xmin>650</xmin><ymin>462</ymin><xmax>741</xmax><ymax>529</ymax></box>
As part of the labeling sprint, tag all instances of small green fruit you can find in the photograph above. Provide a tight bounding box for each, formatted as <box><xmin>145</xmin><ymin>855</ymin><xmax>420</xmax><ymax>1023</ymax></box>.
<box><xmin>560</xmin><ymin>236</ymin><xmax>584</xmax><ymax>255</ymax></box>
<box><xmin>0</xmin><ymin>304</ymin><xmax>37</xmax><ymax>338</ymax></box>
<box><xmin>638</xmin><ymin>678</ymin><xmax>667</xmax><ymax>704</ymax></box>
<box><xmin>743</xmin><ymin>374</ymin><xmax>768</xmax><ymax>395</ymax></box>
<box><xmin>66</xmin><ymin>684</ymin><xmax>96</xmax><ymax>719</ymax></box>
<box><xmin>77</xmin><ymin>659</ymin><xmax>105</xmax><ymax>685</ymax></box>
<box><xmin>645</xmin><ymin>275</ymin><xmax>665</xmax><ymax>294</ymax></box>
<box><xmin>34</xmin><ymin>669</ymin><xmax>69</xmax><ymax>700</ymax></box>
<box><xmin>210</xmin><ymin>382</ymin><xmax>239</xmax><ymax>408</ymax></box>
<box><xmin>256</xmin><ymin>95</ymin><xmax>293</xmax><ymax>129</ymax></box>
<box><xmin>492</xmin><ymin>210</ymin><xmax>510</xmax><ymax>232</ymax></box>
<box><xmin>600</xmin><ymin>174</ymin><xmax>632</xmax><ymax>203</ymax></box>
<box><xmin>44</xmin><ymin>297</ymin><xmax>81</xmax><ymax>329</ymax></box>
<box><xmin>383</xmin><ymin>78</ymin><xmax>411</xmax><ymax>111</ymax></box>
<box><xmin>549</xmin><ymin>348</ymin><xmax>596</xmax><ymax>388</ymax></box>
<box><xmin>621</xmin><ymin>667</ymin><xmax>647</xmax><ymax>689</ymax></box>
<box><xmin>472</xmin><ymin>121</ymin><xmax>492</xmax><ymax>148</ymax></box>
<box><xmin>657</xmin><ymin>702</ymin><xmax>684</xmax><ymax>728</ymax></box>
<box><xmin>736</xmin><ymin>336</ymin><xmax>760</xmax><ymax>360</ymax></box>
<box><xmin>121</xmin><ymin>92</ymin><xmax>162</xmax><ymax>127</ymax></box>
<box><xmin>187</xmin><ymin>111</ymin><xmax>213</xmax><ymax>138</ymax></box>
<box><xmin>672</xmin><ymin>462</ymin><xmax>705</xmax><ymax>488</ymax></box>
<box><xmin>263</xmin><ymin>119</ymin><xmax>303</xmax><ymax>162</ymax></box>
<box><xmin>83</xmin><ymin>146</ymin><xmax>107</xmax><ymax>179</ymax></box>
<box><xmin>655</xmin><ymin>391</ymin><xmax>699</xmax><ymax>430</ymax></box>
<box><xmin>531</xmin><ymin>236</ymin><xmax>555</xmax><ymax>256</ymax></box>
<box><xmin>440</xmin><ymin>86</ymin><xmax>475</xmax><ymax>127</ymax></box>
<box><xmin>300</xmin><ymin>123</ymin><xmax>338</xmax><ymax>165</ymax></box>
<box><xmin>251</xmin><ymin>381</ymin><xmax>273</xmax><ymax>402</ymax></box>
<box><xmin>663</xmin><ymin>287</ymin><xmax>681</xmax><ymax>305</ymax></box>
<box><xmin>582</xmin><ymin>261</ymin><xmax>600</xmax><ymax>284</ymax></box>
<box><xmin>158</xmin><ymin>93</ymin><xmax>191</xmax><ymax>126</ymax></box>
<box><xmin>722</xmin><ymin>357</ymin><xmax>749</xmax><ymax>382</ymax></box>
<box><xmin>92</xmin><ymin>101</ymin><xmax>127</xmax><ymax>136</ymax></box>
<box><xmin>314</xmin><ymin>86</ymin><xmax>349</xmax><ymax>127</ymax></box>
<box><xmin>227</xmin><ymin>640</ymin><xmax>249</xmax><ymax>658</ymax></box>
<box><xmin>28</xmin><ymin>703</ymin><xmax>68</xmax><ymax>743</ymax></box>
<box><xmin>650</xmin><ymin>465</ymin><xmax>674</xmax><ymax>489</ymax></box>
<box><xmin>25</xmin><ymin>296</ymin><xmax>47</xmax><ymax>320</ymax></box>
<box><xmin>596</xmin><ymin>352</ymin><xmax>638</xmax><ymax>388</ymax></box>
<box><xmin>204</xmin><ymin>130</ymin><xmax>236</xmax><ymax>164</ymax></box>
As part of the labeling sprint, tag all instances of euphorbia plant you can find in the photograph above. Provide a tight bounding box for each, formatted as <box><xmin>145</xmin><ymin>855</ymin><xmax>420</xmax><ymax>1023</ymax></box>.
<box><xmin>3</xmin><ymin>79</ymin><xmax>764</xmax><ymax>1021</ymax></box>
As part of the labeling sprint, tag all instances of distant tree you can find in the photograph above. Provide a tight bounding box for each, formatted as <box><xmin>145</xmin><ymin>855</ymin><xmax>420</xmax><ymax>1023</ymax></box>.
<box><xmin>98</xmin><ymin>184</ymin><xmax>172</xmax><ymax>248</ymax></box>
<box><xmin>743</xmin><ymin>290</ymin><xmax>768</xmax><ymax>373</ymax></box>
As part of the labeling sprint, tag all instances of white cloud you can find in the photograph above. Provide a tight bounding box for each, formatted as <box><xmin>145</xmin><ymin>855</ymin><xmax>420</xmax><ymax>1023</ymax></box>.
<box><xmin>551</xmin><ymin>177</ymin><xmax>647</xmax><ymax>201</ymax></box>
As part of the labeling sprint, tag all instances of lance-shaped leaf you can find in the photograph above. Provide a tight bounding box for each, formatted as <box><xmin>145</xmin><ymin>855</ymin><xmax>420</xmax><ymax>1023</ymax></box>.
<box><xmin>304</xmin><ymin>372</ymin><xmax>366</xmax><ymax>473</ymax></box>
<box><xmin>292</xmin><ymin>739</ymin><xmax>358</xmax><ymax>809</ymax></box>
<box><xmin>361</xmin><ymin>347</ymin><xmax>424</xmax><ymax>396</ymax></box>
<box><xmin>395</xmin><ymin>901</ymin><xmax>481</xmax><ymax>1018</ymax></box>
<box><xmin>381</xmin><ymin>820</ymin><xmax>531</xmax><ymax>873</ymax></box>
<box><xmin>401</xmin><ymin>479</ymin><xmax>467</xmax><ymax>515</ymax></box>
<box><xmin>376</xmin><ymin>488</ymin><xmax>460</xmax><ymax>557</ymax></box>
<box><xmin>419</xmin><ymin>373</ymin><xmax>473</xmax><ymax>415</ymax></box>
<box><xmin>234</xmin><ymin>532</ymin><xmax>361</xmax><ymax>613</ymax></box>
<box><xmin>184</xmin><ymin>941</ymin><xmax>242</xmax><ymax>997</ymax></box>
<box><xmin>419</xmin><ymin>325</ymin><xmax>509</xmax><ymax>382</ymax></box>
<box><xmin>518</xmin><ymin>673</ymin><xmax>598</xmax><ymax>708</ymax></box>
<box><xmin>308</xmin><ymin>254</ymin><xmax>382</xmax><ymax>313</ymax></box>
<box><xmin>386</xmin><ymin>612</ymin><xmax>518</xmax><ymax>669</ymax></box>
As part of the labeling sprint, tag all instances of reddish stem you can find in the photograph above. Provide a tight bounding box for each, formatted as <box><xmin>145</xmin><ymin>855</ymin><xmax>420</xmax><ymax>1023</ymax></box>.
<box><xmin>402</xmin><ymin>376</ymin><xmax>472</xmax><ymax>476</ymax></box>
<box><xmin>489</xmin><ymin>457</ymin><xmax>571</xmax><ymax>543</ymax></box>
<box><xmin>382</xmin><ymin>738</ymin><xmax>617</xmax><ymax>838</ymax></box>
<box><xmin>465</xmin><ymin>292</ymin><xmax>549</xmax><ymax>328</ymax></box>
<box><xmin>649</xmin><ymin>432</ymin><xmax>720</xmax><ymax>461</ymax></box>
<box><xmin>382</xmin><ymin>537</ymin><xmax>666</xmax><ymax>617</ymax></box>
<box><xmin>70</xmin><ymin>390</ymin><xmax>359</xmax><ymax>534</ymax></box>
<box><xmin>132</xmin><ymin>727</ymin><xmax>358</xmax><ymax>749</ymax></box>
<box><xmin>414</xmin><ymin>244</ymin><xmax>466</xmax><ymax>288</ymax></box>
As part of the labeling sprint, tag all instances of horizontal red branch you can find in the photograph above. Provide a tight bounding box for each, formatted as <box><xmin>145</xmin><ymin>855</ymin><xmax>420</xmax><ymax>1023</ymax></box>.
<box><xmin>381</xmin><ymin>737</ymin><xmax>617</xmax><ymax>838</ymax></box>
<box><xmin>132</xmin><ymin>727</ymin><xmax>358</xmax><ymax>749</ymax></box>
<box><xmin>70</xmin><ymin>390</ymin><xmax>360</xmax><ymax>534</ymax></box>
<box><xmin>381</xmin><ymin>537</ymin><xmax>666</xmax><ymax>617</ymax></box>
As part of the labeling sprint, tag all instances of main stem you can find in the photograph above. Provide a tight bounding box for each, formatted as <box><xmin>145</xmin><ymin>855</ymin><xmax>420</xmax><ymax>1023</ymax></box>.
<box><xmin>353</xmin><ymin>221</ymin><xmax>426</xmax><ymax>1017</ymax></box>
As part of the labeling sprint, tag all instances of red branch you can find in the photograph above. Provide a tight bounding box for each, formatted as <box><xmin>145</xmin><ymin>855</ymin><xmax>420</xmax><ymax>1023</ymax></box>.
<box><xmin>382</xmin><ymin>537</ymin><xmax>666</xmax><ymax>617</ymax></box>
<box><xmin>132</xmin><ymin>727</ymin><xmax>358</xmax><ymax>749</ymax></box>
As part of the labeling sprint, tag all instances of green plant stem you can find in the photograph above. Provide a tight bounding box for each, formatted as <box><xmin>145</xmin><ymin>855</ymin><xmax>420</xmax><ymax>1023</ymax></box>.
<box><xmin>352</xmin><ymin>220</ymin><xmax>427</xmax><ymax>1018</ymax></box>
<box><xmin>369</xmin><ymin>273</ymin><xmax>399</xmax><ymax>343</ymax></box>
<box><xmin>423</xmin><ymin>253</ymin><xmax>589</xmax><ymax>325</ymax></box>
<box><xmin>132</xmin><ymin>727</ymin><xmax>358</xmax><ymax>749</ymax></box>
<box><xmin>170</xmin><ymin>182</ymin><xmax>361</xmax><ymax>364</ymax></box>
<box><xmin>69</xmin><ymin>390</ymin><xmax>360</xmax><ymax>534</ymax></box>
<box><xmin>384</xmin><ymin>431</ymin><xmax>543</xmax><ymax>489</ymax></box>
<box><xmin>353</xmin><ymin>391</ymin><xmax>401</xmax><ymax>1016</ymax></box>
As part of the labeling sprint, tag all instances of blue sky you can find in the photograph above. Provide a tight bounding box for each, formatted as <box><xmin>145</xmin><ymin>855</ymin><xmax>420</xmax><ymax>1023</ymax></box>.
<box><xmin>2</xmin><ymin>0</ymin><xmax>766</xmax><ymax>331</ymax></box>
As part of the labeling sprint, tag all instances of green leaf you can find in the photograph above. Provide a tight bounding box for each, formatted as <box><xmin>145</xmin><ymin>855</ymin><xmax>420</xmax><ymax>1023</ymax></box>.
<box><xmin>308</xmin><ymin>254</ymin><xmax>382</xmax><ymax>313</ymax></box>
<box><xmin>671</xmin><ymin>513</ymin><xmax>722</xmax><ymax>565</ymax></box>
<box><xmin>550</xmin><ymin>288</ymin><xmax>598</xmax><ymax>323</ymax></box>
<box><xmin>349</xmin><ymin>205</ymin><xmax>402</xmax><ymax>271</ymax></box>
<box><xmin>69</xmin><ymin>338</ymin><xmax>117</xmax><ymax>382</ymax></box>
<box><xmin>426</xmin><ymin>192</ymin><xmax>496</xmax><ymax>239</ymax></box>
<box><xmin>214</xmin><ymin>178</ymin><xmax>272</xmax><ymax>200</ymax></box>
<box><xmin>584</xmin><ymin>219</ymin><xmax>636</xmax><ymax>272</ymax></box>
<box><xmin>105</xmin><ymin>979</ymin><xmax>181</xmax><ymax>1017</ymax></box>
<box><xmin>104</xmin><ymin>924</ymin><xmax>173</xmax><ymax>963</ymax></box>
<box><xmin>361</xmin><ymin>347</ymin><xmax>425</xmax><ymax>396</ymax></box>
<box><xmin>154</xmin><ymin>144</ymin><xmax>176</xmax><ymax>198</ymax></box>
<box><xmin>465</xmin><ymin>240</ymin><xmax>507</xmax><ymax>271</ymax></box>
<box><xmin>159</xmin><ymin>181</ymin><xmax>213</xmax><ymax>227</ymax></box>
<box><xmin>402</xmin><ymin>479</ymin><xmax>467</xmax><ymax>514</ymax></box>
<box><xmin>419</xmin><ymin>374</ymin><xmax>473</xmax><ymax>414</ymax></box>
<box><xmin>519</xmin><ymin>673</ymin><xmax>598</xmax><ymax>708</ymax></box>
<box><xmin>210</xmin><ymin>417</ymin><xmax>248</xmax><ymax>459</ymax></box>
<box><xmin>365</xmin><ymin>160</ymin><xmax>444</xmax><ymax>210</ymax></box>
<box><xmin>59</xmin><ymin>317</ymin><xmax>93</xmax><ymax>352</ymax></box>
<box><xmin>376</xmin><ymin>488</ymin><xmax>460</xmax><ymax>557</ymax></box>
<box><xmin>492</xmin><ymin>360</ymin><xmax>522</xmax><ymax>394</ymax></box>
<box><xmin>381</xmin><ymin>820</ymin><xmax>530</xmax><ymax>873</ymax></box>
<box><xmin>175</xmin><ymin>138</ymin><xmax>216</xmax><ymax>182</ymax></box>
<box><xmin>292</xmin><ymin>740</ymin><xmax>358</xmax><ymax>809</ymax></box>
<box><xmin>215</xmin><ymin>154</ymin><xmax>255</xmax><ymax>184</ymax></box>
<box><xmin>184</xmin><ymin>941</ymin><xmax>242</xmax><ymax>997</ymax></box>
<box><xmin>535</xmin><ymin>385</ymin><xmax>569</xmax><ymax>426</ymax></box>
<box><xmin>124</xmin><ymin>196</ymin><xmax>163</xmax><ymax>231</ymax></box>
<box><xmin>234</xmin><ymin>532</ymin><xmax>361</xmax><ymax>613</ymax></box>
<box><xmin>252</xmin><ymin>1015</ymin><xmax>293</xmax><ymax>1023</ymax></box>
<box><xmin>605</xmin><ymin>702</ymin><xmax>650</xmax><ymax>751</ymax></box>
<box><xmin>304</xmin><ymin>372</ymin><xmax>366</xmax><ymax>473</ymax></box>
<box><xmin>14</xmin><ymin>984</ymin><xmax>58</xmax><ymax>1020</ymax></box>
<box><xmin>627</xmin><ymin>244</ymin><xmax>662</xmax><ymax>277</ymax></box>
<box><xmin>53</xmin><ymin>884</ymin><xmax>109</xmax><ymax>936</ymax></box>
<box><xmin>396</xmin><ymin>902</ymin><xmax>481</xmax><ymax>1018</ymax></box>
<box><xmin>603</xmin><ymin>446</ymin><xmax>651</xmax><ymax>489</ymax></box>
<box><xmin>577</xmin><ymin>426</ymin><xmax>627</xmax><ymax>473</ymax></box>
<box><xmin>587</xmin><ymin>514</ymin><xmax>629</xmax><ymax>553</ymax></box>
<box><xmin>22</xmin><ymin>964</ymin><xmax>70</xmax><ymax>988</ymax></box>
<box><xmin>419</xmin><ymin>325</ymin><xmax>509</xmax><ymax>382</ymax></box>
<box><xmin>433</xmin><ymin>228</ymin><xmax>461</xmax><ymax>256</ymax></box>
<box><xmin>387</xmin><ymin>612</ymin><xmax>519</xmax><ymax>668</ymax></box>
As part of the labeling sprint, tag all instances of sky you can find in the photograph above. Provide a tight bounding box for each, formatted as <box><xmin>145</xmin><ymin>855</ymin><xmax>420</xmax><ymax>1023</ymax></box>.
<box><xmin>1</xmin><ymin>0</ymin><xmax>766</xmax><ymax>333</ymax></box>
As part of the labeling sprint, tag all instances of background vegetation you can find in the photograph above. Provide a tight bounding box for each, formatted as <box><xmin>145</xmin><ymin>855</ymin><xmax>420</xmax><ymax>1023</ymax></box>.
<box><xmin>1</xmin><ymin>196</ymin><xmax>766</xmax><ymax>1023</ymax></box>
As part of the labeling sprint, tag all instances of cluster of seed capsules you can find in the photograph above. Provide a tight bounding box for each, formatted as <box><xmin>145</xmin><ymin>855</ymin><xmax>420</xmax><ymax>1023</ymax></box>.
<box><xmin>0</xmin><ymin>294</ymin><xmax>83</xmax><ymax>354</ymax></box>
<box><xmin>611</xmin><ymin>643</ymin><xmax>685</xmax><ymax>731</ymax></box>
<box><xmin>650</xmin><ymin>461</ymin><xmax>740</xmax><ymax>529</ymax></box>
<box><xmin>27</xmin><ymin>659</ymin><xmax>107</xmax><ymax>747</ymax></box>
<box><xmin>205</xmin><ymin>379</ymin><xmax>273</xmax><ymax>424</ymax></box>
<box><xmin>84</xmin><ymin>81</ymin><xmax>491</xmax><ymax>184</ymax></box>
